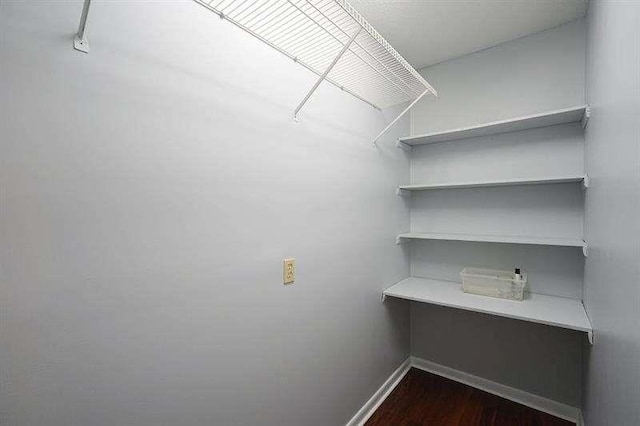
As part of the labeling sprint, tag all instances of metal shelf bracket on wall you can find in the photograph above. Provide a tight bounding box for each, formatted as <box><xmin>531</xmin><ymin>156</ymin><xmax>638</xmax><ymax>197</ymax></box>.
<box><xmin>396</xmin><ymin>140</ymin><xmax>413</xmax><ymax>152</ymax></box>
<box><xmin>72</xmin><ymin>0</ymin><xmax>437</xmax><ymax>144</ymax></box>
<box><xmin>73</xmin><ymin>0</ymin><xmax>91</xmax><ymax>53</ymax></box>
<box><xmin>582</xmin><ymin>174</ymin><xmax>590</xmax><ymax>190</ymax></box>
<box><xmin>582</xmin><ymin>105</ymin><xmax>591</xmax><ymax>128</ymax></box>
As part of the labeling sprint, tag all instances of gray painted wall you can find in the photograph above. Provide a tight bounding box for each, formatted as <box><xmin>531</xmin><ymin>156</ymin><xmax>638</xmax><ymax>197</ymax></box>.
<box><xmin>411</xmin><ymin>303</ymin><xmax>583</xmax><ymax>407</ymax></box>
<box><xmin>408</xmin><ymin>19</ymin><xmax>587</xmax><ymax>407</ymax></box>
<box><xmin>411</xmin><ymin>19</ymin><xmax>586</xmax><ymax>135</ymax></box>
<box><xmin>582</xmin><ymin>1</ymin><xmax>640</xmax><ymax>425</ymax></box>
<box><xmin>0</xmin><ymin>2</ymin><xmax>411</xmax><ymax>425</ymax></box>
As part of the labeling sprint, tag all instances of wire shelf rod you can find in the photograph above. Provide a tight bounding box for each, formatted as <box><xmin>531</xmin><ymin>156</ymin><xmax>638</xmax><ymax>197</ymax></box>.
<box><xmin>225</xmin><ymin>0</ymin><xmax>254</xmax><ymax>15</ymax></box>
<box><xmin>240</xmin><ymin>0</ymin><xmax>280</xmax><ymax>26</ymax></box>
<box><xmin>279</xmin><ymin>0</ymin><xmax>419</xmax><ymax>101</ymax></box>
<box><xmin>234</xmin><ymin>0</ymin><xmax>271</xmax><ymax>20</ymax></box>
<box><xmin>348</xmin><ymin>45</ymin><xmax>421</xmax><ymax>96</ymax></box>
<box><xmin>272</xmin><ymin>12</ymin><xmax>330</xmax><ymax>49</ymax></box>
<box><xmin>232</xmin><ymin>0</ymin><xmax>262</xmax><ymax>18</ymax></box>
<box><xmin>357</xmin><ymin>37</ymin><xmax>422</xmax><ymax>89</ymax></box>
<box><xmin>268</xmin><ymin>18</ymin><xmax>323</xmax><ymax>50</ymax></box>
<box><xmin>254</xmin><ymin>4</ymin><xmax>302</xmax><ymax>33</ymax></box>
<box><xmin>259</xmin><ymin>7</ymin><xmax>300</xmax><ymax>35</ymax></box>
<box><xmin>282</xmin><ymin>0</ymin><xmax>345</xmax><ymax>44</ymax></box>
<box><xmin>295</xmin><ymin>42</ymin><xmax>341</xmax><ymax>65</ymax></box>
<box><xmin>262</xmin><ymin>11</ymin><xmax>315</xmax><ymax>41</ymax></box>
<box><xmin>334</xmin><ymin>0</ymin><xmax>437</xmax><ymax>96</ymax></box>
<box><xmin>278</xmin><ymin>18</ymin><xmax>338</xmax><ymax>53</ymax></box>
<box><xmin>285</xmin><ymin>32</ymin><xmax>339</xmax><ymax>60</ymax></box>
<box><xmin>300</xmin><ymin>0</ymin><xmax>421</xmax><ymax>97</ymax></box>
<box><xmin>311</xmin><ymin>43</ymin><xmax>417</xmax><ymax>101</ymax></box>
<box><xmin>247</xmin><ymin>2</ymin><xmax>289</xmax><ymax>29</ymax></box>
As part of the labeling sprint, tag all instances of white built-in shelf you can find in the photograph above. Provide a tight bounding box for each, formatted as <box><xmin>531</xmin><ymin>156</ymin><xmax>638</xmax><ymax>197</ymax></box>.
<box><xmin>399</xmin><ymin>175</ymin><xmax>588</xmax><ymax>191</ymax></box>
<box><xmin>398</xmin><ymin>232</ymin><xmax>588</xmax><ymax>254</ymax></box>
<box><xmin>399</xmin><ymin>105</ymin><xmax>590</xmax><ymax>146</ymax></box>
<box><xmin>383</xmin><ymin>277</ymin><xmax>593</xmax><ymax>341</ymax></box>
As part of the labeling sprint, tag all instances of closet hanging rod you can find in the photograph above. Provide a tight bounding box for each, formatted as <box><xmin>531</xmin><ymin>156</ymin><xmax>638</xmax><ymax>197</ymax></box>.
<box><xmin>72</xmin><ymin>0</ymin><xmax>437</xmax><ymax>144</ymax></box>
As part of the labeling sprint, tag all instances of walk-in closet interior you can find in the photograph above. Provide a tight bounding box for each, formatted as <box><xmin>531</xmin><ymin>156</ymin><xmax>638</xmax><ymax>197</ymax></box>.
<box><xmin>1</xmin><ymin>1</ymin><xmax>638</xmax><ymax>425</ymax></box>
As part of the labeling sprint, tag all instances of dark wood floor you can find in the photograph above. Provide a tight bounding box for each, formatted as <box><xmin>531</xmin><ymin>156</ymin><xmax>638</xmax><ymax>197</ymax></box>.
<box><xmin>365</xmin><ymin>368</ymin><xmax>574</xmax><ymax>426</ymax></box>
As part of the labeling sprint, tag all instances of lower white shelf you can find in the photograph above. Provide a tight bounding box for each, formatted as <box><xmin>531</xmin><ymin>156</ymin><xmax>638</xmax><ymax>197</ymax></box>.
<box><xmin>383</xmin><ymin>277</ymin><xmax>593</xmax><ymax>340</ymax></box>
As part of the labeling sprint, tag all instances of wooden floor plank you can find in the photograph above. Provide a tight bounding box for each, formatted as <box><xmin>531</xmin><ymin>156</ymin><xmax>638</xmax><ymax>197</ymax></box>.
<box><xmin>365</xmin><ymin>368</ymin><xmax>574</xmax><ymax>426</ymax></box>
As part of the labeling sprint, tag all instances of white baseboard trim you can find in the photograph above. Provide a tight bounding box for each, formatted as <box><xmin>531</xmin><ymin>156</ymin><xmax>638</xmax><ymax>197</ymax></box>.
<box><xmin>345</xmin><ymin>357</ymin><xmax>412</xmax><ymax>426</ymax></box>
<box><xmin>577</xmin><ymin>410</ymin><xmax>585</xmax><ymax>426</ymax></box>
<box><xmin>346</xmin><ymin>356</ymin><xmax>583</xmax><ymax>426</ymax></box>
<box><xmin>411</xmin><ymin>356</ymin><xmax>582</xmax><ymax>424</ymax></box>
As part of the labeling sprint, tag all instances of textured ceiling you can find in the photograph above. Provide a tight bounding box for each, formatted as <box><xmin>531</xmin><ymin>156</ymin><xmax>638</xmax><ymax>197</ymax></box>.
<box><xmin>349</xmin><ymin>0</ymin><xmax>588</xmax><ymax>69</ymax></box>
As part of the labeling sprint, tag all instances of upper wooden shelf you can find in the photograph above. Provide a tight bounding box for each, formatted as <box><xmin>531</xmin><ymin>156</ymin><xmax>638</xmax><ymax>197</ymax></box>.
<box><xmin>399</xmin><ymin>105</ymin><xmax>590</xmax><ymax>146</ymax></box>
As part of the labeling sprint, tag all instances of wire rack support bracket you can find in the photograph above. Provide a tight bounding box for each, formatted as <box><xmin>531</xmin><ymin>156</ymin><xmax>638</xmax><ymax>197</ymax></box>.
<box><xmin>373</xmin><ymin>89</ymin><xmax>430</xmax><ymax>146</ymax></box>
<box><xmin>293</xmin><ymin>27</ymin><xmax>362</xmax><ymax>121</ymax></box>
<box><xmin>73</xmin><ymin>0</ymin><xmax>91</xmax><ymax>53</ymax></box>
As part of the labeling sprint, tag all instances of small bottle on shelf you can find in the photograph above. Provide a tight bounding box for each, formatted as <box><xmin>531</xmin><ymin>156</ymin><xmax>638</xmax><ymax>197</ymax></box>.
<box><xmin>512</xmin><ymin>268</ymin><xmax>522</xmax><ymax>299</ymax></box>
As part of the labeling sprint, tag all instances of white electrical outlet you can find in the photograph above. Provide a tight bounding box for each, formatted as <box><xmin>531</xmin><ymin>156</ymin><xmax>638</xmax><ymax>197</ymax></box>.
<box><xmin>283</xmin><ymin>258</ymin><xmax>295</xmax><ymax>284</ymax></box>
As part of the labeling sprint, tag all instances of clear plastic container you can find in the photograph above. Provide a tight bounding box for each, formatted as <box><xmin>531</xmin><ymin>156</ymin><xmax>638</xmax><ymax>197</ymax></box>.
<box><xmin>460</xmin><ymin>267</ymin><xmax>527</xmax><ymax>301</ymax></box>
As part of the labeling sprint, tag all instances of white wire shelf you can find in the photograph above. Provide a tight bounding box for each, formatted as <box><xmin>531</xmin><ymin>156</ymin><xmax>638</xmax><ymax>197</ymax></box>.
<box><xmin>383</xmin><ymin>277</ymin><xmax>593</xmax><ymax>342</ymax></box>
<box><xmin>399</xmin><ymin>105</ymin><xmax>590</xmax><ymax>146</ymax></box>
<box><xmin>73</xmin><ymin>0</ymin><xmax>436</xmax><ymax>143</ymax></box>
<box><xmin>194</xmin><ymin>0</ymin><xmax>436</xmax><ymax>110</ymax></box>
<box><xmin>398</xmin><ymin>175</ymin><xmax>589</xmax><ymax>191</ymax></box>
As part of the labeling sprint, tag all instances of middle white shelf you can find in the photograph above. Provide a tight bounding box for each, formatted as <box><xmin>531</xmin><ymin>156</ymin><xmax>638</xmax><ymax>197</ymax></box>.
<box><xmin>397</xmin><ymin>232</ymin><xmax>588</xmax><ymax>254</ymax></box>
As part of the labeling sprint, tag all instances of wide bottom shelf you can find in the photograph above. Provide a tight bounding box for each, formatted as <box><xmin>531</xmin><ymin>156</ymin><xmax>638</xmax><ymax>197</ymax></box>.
<box><xmin>383</xmin><ymin>277</ymin><xmax>592</xmax><ymax>338</ymax></box>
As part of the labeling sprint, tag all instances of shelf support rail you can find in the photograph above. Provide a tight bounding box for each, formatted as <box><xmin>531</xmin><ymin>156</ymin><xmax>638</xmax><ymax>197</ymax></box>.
<box><xmin>73</xmin><ymin>0</ymin><xmax>92</xmax><ymax>53</ymax></box>
<box><xmin>372</xmin><ymin>89</ymin><xmax>430</xmax><ymax>146</ymax></box>
<box><xmin>293</xmin><ymin>27</ymin><xmax>362</xmax><ymax>122</ymax></box>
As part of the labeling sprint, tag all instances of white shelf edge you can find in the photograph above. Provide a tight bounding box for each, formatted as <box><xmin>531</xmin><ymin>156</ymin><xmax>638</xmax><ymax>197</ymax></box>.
<box><xmin>397</xmin><ymin>232</ymin><xmax>587</xmax><ymax>251</ymax></box>
<box><xmin>383</xmin><ymin>277</ymin><xmax>593</xmax><ymax>336</ymax></box>
<box><xmin>399</xmin><ymin>105</ymin><xmax>589</xmax><ymax>146</ymax></box>
<box><xmin>398</xmin><ymin>175</ymin><xmax>587</xmax><ymax>191</ymax></box>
